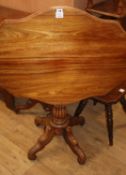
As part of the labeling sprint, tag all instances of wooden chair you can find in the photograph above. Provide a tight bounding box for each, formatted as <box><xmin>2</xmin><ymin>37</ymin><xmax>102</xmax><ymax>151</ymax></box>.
<box><xmin>86</xmin><ymin>0</ymin><xmax>126</xmax><ymax>17</ymax></box>
<box><xmin>86</xmin><ymin>0</ymin><xmax>126</xmax><ymax>30</ymax></box>
<box><xmin>74</xmin><ymin>83</ymin><xmax>126</xmax><ymax>146</ymax></box>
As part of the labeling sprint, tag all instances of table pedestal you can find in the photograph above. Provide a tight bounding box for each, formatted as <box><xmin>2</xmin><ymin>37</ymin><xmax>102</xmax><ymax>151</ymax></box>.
<box><xmin>28</xmin><ymin>105</ymin><xmax>86</xmax><ymax>164</ymax></box>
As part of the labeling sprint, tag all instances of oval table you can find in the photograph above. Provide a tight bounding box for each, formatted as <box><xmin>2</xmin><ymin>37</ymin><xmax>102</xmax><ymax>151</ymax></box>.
<box><xmin>0</xmin><ymin>6</ymin><xmax>126</xmax><ymax>164</ymax></box>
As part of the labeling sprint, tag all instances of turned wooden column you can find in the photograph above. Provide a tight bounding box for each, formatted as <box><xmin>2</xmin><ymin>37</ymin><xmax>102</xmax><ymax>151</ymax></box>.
<box><xmin>50</xmin><ymin>105</ymin><xmax>69</xmax><ymax>130</ymax></box>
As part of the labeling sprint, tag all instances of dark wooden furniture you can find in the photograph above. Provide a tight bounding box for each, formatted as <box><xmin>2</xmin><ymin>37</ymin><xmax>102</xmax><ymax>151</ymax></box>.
<box><xmin>87</xmin><ymin>0</ymin><xmax>126</xmax><ymax>18</ymax></box>
<box><xmin>86</xmin><ymin>0</ymin><xmax>126</xmax><ymax>30</ymax></box>
<box><xmin>0</xmin><ymin>6</ymin><xmax>126</xmax><ymax>164</ymax></box>
<box><xmin>74</xmin><ymin>83</ymin><xmax>126</xmax><ymax>146</ymax></box>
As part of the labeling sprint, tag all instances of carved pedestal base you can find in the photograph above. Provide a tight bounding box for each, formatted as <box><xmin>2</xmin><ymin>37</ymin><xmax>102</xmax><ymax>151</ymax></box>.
<box><xmin>28</xmin><ymin>105</ymin><xmax>86</xmax><ymax>165</ymax></box>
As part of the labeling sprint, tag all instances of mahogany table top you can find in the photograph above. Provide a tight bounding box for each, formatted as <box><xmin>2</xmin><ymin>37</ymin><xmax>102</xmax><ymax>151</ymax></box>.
<box><xmin>0</xmin><ymin>6</ymin><xmax>126</xmax><ymax>105</ymax></box>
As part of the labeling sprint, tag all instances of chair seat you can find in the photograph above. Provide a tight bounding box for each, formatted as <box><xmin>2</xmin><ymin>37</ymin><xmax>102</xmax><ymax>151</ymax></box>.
<box><xmin>74</xmin><ymin>82</ymin><xmax>126</xmax><ymax>146</ymax></box>
<box><xmin>93</xmin><ymin>83</ymin><xmax>126</xmax><ymax>104</ymax></box>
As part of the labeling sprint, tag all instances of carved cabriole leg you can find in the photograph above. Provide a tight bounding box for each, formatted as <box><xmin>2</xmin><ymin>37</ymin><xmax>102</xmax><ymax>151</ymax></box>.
<box><xmin>28</xmin><ymin>105</ymin><xmax>86</xmax><ymax>164</ymax></box>
<box><xmin>120</xmin><ymin>96</ymin><xmax>126</xmax><ymax>113</ymax></box>
<box><xmin>63</xmin><ymin>126</ymin><xmax>86</xmax><ymax>164</ymax></box>
<box><xmin>28</xmin><ymin>125</ymin><xmax>54</xmax><ymax>160</ymax></box>
<box><xmin>105</xmin><ymin>104</ymin><xmax>113</xmax><ymax>146</ymax></box>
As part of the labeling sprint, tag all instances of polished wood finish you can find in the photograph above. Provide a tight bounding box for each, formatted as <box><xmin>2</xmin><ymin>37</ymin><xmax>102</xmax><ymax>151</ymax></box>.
<box><xmin>74</xmin><ymin>83</ymin><xmax>126</xmax><ymax>145</ymax></box>
<box><xmin>0</xmin><ymin>6</ymin><xmax>51</xmax><ymax>114</ymax></box>
<box><xmin>0</xmin><ymin>7</ymin><xmax>126</xmax><ymax>104</ymax></box>
<box><xmin>0</xmin><ymin>6</ymin><xmax>126</xmax><ymax>164</ymax></box>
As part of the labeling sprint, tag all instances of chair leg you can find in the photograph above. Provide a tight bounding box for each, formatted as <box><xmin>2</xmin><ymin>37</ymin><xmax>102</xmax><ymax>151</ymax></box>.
<box><xmin>74</xmin><ymin>100</ymin><xmax>88</xmax><ymax>117</ymax></box>
<box><xmin>93</xmin><ymin>99</ymin><xmax>98</xmax><ymax>106</ymax></box>
<box><xmin>105</xmin><ymin>104</ymin><xmax>113</xmax><ymax>146</ymax></box>
<box><xmin>120</xmin><ymin>96</ymin><xmax>126</xmax><ymax>113</ymax></box>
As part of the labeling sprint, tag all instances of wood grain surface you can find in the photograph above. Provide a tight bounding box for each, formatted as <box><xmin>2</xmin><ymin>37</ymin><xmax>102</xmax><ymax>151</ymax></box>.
<box><xmin>0</xmin><ymin>7</ymin><xmax>126</xmax><ymax>105</ymax></box>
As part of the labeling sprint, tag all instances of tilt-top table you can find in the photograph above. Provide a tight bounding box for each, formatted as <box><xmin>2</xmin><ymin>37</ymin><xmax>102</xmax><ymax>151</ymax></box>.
<box><xmin>0</xmin><ymin>6</ymin><xmax>126</xmax><ymax>164</ymax></box>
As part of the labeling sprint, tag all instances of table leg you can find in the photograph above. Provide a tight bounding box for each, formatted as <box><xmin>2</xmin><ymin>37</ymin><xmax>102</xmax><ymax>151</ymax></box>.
<box><xmin>63</xmin><ymin>126</ymin><xmax>86</xmax><ymax>164</ymax></box>
<box><xmin>28</xmin><ymin>125</ymin><xmax>54</xmax><ymax>160</ymax></box>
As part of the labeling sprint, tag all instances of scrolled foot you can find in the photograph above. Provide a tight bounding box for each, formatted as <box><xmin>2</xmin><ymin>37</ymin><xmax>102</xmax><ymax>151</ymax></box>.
<box><xmin>63</xmin><ymin>127</ymin><xmax>86</xmax><ymax>165</ymax></box>
<box><xmin>28</xmin><ymin>126</ymin><xmax>54</xmax><ymax>160</ymax></box>
<box><xmin>78</xmin><ymin>156</ymin><xmax>86</xmax><ymax>165</ymax></box>
<box><xmin>28</xmin><ymin>151</ymin><xmax>37</xmax><ymax>160</ymax></box>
